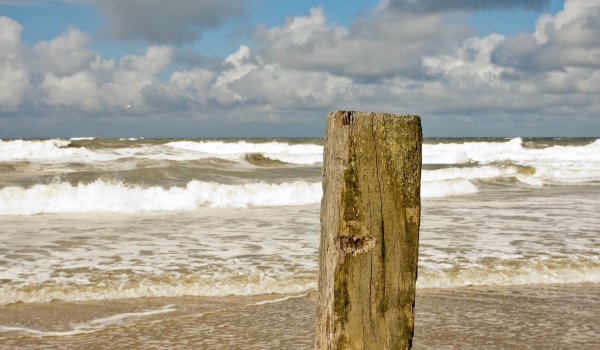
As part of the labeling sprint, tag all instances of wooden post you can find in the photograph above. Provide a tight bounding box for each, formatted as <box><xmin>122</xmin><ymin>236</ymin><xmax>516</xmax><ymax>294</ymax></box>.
<box><xmin>316</xmin><ymin>111</ymin><xmax>422</xmax><ymax>350</ymax></box>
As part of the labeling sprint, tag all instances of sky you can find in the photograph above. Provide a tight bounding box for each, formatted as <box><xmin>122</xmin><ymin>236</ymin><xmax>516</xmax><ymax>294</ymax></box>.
<box><xmin>0</xmin><ymin>0</ymin><xmax>598</xmax><ymax>138</ymax></box>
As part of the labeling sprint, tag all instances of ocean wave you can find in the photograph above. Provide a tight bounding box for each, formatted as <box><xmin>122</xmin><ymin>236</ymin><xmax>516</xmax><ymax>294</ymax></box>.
<box><xmin>0</xmin><ymin>273</ymin><xmax>315</xmax><ymax>305</ymax></box>
<box><xmin>0</xmin><ymin>139</ymin><xmax>323</xmax><ymax>165</ymax></box>
<box><xmin>166</xmin><ymin>140</ymin><xmax>323</xmax><ymax>165</ymax></box>
<box><xmin>423</xmin><ymin>138</ymin><xmax>600</xmax><ymax>183</ymax></box>
<box><xmin>2</xmin><ymin>138</ymin><xmax>600</xmax><ymax>184</ymax></box>
<box><xmin>2</xmin><ymin>138</ymin><xmax>600</xmax><ymax>196</ymax></box>
<box><xmin>0</xmin><ymin>180</ymin><xmax>323</xmax><ymax>215</ymax></box>
<box><xmin>421</xmin><ymin>179</ymin><xmax>479</xmax><ymax>198</ymax></box>
<box><xmin>418</xmin><ymin>257</ymin><xmax>600</xmax><ymax>289</ymax></box>
<box><xmin>69</xmin><ymin>137</ymin><xmax>96</xmax><ymax>141</ymax></box>
<box><xmin>422</xmin><ymin>165</ymin><xmax>524</xmax><ymax>182</ymax></box>
<box><xmin>424</xmin><ymin>137</ymin><xmax>600</xmax><ymax>165</ymax></box>
<box><xmin>0</xmin><ymin>174</ymin><xmax>505</xmax><ymax>215</ymax></box>
<box><xmin>0</xmin><ymin>139</ymin><xmax>115</xmax><ymax>162</ymax></box>
<box><xmin>1</xmin><ymin>257</ymin><xmax>597</xmax><ymax>304</ymax></box>
<box><xmin>420</xmin><ymin>164</ymin><xmax>545</xmax><ymax>195</ymax></box>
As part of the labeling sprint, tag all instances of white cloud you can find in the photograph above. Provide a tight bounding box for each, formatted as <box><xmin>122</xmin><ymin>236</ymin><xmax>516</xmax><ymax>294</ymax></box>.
<box><xmin>424</xmin><ymin>34</ymin><xmax>506</xmax><ymax>81</ymax></box>
<box><xmin>41</xmin><ymin>71</ymin><xmax>100</xmax><ymax>110</ymax></box>
<box><xmin>534</xmin><ymin>0</ymin><xmax>599</xmax><ymax>44</ymax></box>
<box><xmin>0</xmin><ymin>60</ymin><xmax>29</xmax><ymax>112</ymax></box>
<box><xmin>37</xmin><ymin>42</ymin><xmax>173</xmax><ymax>112</ymax></box>
<box><xmin>254</xmin><ymin>6</ymin><xmax>465</xmax><ymax>80</ymax></box>
<box><xmin>33</xmin><ymin>29</ymin><xmax>97</xmax><ymax>76</ymax></box>
<box><xmin>169</xmin><ymin>68</ymin><xmax>215</xmax><ymax>99</ymax></box>
<box><xmin>0</xmin><ymin>16</ymin><xmax>22</xmax><ymax>56</ymax></box>
<box><xmin>0</xmin><ymin>17</ymin><xmax>29</xmax><ymax>112</ymax></box>
<box><xmin>220</xmin><ymin>47</ymin><xmax>353</xmax><ymax>111</ymax></box>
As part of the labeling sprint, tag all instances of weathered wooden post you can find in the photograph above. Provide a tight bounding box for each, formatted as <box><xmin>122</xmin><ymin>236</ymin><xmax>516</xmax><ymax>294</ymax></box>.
<box><xmin>316</xmin><ymin>111</ymin><xmax>422</xmax><ymax>350</ymax></box>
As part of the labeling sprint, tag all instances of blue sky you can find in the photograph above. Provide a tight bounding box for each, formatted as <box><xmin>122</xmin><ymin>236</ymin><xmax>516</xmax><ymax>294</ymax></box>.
<box><xmin>1</xmin><ymin>0</ymin><xmax>598</xmax><ymax>137</ymax></box>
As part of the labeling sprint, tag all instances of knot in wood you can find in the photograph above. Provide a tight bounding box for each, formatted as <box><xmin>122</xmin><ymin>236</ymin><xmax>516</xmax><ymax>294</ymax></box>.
<box><xmin>339</xmin><ymin>235</ymin><xmax>375</xmax><ymax>256</ymax></box>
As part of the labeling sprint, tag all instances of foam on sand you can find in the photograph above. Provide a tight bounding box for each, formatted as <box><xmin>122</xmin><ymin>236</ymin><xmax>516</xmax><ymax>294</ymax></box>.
<box><xmin>0</xmin><ymin>305</ymin><xmax>176</xmax><ymax>337</ymax></box>
<box><xmin>0</xmin><ymin>271</ymin><xmax>316</xmax><ymax>305</ymax></box>
<box><xmin>1</xmin><ymin>256</ymin><xmax>597</xmax><ymax>304</ymax></box>
<box><xmin>418</xmin><ymin>257</ymin><xmax>600</xmax><ymax>289</ymax></box>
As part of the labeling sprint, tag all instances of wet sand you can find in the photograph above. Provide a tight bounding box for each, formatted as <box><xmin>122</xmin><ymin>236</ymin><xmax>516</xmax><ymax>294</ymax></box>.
<box><xmin>1</xmin><ymin>283</ymin><xmax>599</xmax><ymax>349</ymax></box>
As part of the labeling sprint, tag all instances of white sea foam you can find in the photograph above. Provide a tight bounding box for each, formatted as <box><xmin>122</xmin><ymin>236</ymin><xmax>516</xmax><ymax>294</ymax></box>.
<box><xmin>0</xmin><ymin>175</ymin><xmax>500</xmax><ymax>215</ymax></box>
<box><xmin>69</xmin><ymin>137</ymin><xmax>96</xmax><ymax>141</ymax></box>
<box><xmin>421</xmin><ymin>179</ymin><xmax>479</xmax><ymax>198</ymax></box>
<box><xmin>0</xmin><ymin>272</ymin><xmax>316</xmax><ymax>305</ymax></box>
<box><xmin>1</xmin><ymin>258</ymin><xmax>598</xmax><ymax>304</ymax></box>
<box><xmin>2</xmin><ymin>138</ymin><xmax>600</xmax><ymax>184</ymax></box>
<box><xmin>424</xmin><ymin>138</ymin><xmax>600</xmax><ymax>183</ymax></box>
<box><xmin>0</xmin><ymin>180</ymin><xmax>323</xmax><ymax>215</ymax></box>
<box><xmin>166</xmin><ymin>140</ymin><xmax>323</xmax><ymax>165</ymax></box>
<box><xmin>424</xmin><ymin>138</ymin><xmax>524</xmax><ymax>164</ymax></box>
<box><xmin>422</xmin><ymin>165</ymin><xmax>519</xmax><ymax>182</ymax></box>
<box><xmin>0</xmin><ymin>139</ymin><xmax>323</xmax><ymax>165</ymax></box>
<box><xmin>418</xmin><ymin>259</ymin><xmax>600</xmax><ymax>289</ymax></box>
<box><xmin>0</xmin><ymin>139</ymin><xmax>114</xmax><ymax>162</ymax></box>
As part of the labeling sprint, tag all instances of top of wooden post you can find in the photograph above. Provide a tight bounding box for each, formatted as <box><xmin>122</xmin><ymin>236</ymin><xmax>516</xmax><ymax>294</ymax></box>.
<box><xmin>327</xmin><ymin>110</ymin><xmax>420</xmax><ymax>126</ymax></box>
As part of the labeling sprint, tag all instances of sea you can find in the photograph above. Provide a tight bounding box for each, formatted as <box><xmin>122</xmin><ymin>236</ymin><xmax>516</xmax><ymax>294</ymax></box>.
<box><xmin>0</xmin><ymin>137</ymin><xmax>599</xmax><ymax>349</ymax></box>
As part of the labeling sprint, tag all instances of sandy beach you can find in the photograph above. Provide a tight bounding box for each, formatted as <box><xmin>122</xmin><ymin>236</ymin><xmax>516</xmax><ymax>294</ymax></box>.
<box><xmin>1</xmin><ymin>283</ymin><xmax>599</xmax><ymax>349</ymax></box>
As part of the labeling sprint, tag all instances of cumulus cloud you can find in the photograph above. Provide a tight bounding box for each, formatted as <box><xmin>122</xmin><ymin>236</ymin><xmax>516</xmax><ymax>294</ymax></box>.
<box><xmin>33</xmin><ymin>29</ymin><xmax>97</xmax><ymax>76</ymax></box>
<box><xmin>91</xmin><ymin>0</ymin><xmax>246</xmax><ymax>44</ymax></box>
<box><xmin>413</xmin><ymin>0</ymin><xmax>600</xmax><ymax>121</ymax></box>
<box><xmin>40</xmin><ymin>45</ymin><xmax>173</xmax><ymax>111</ymax></box>
<box><xmin>254</xmin><ymin>7</ymin><xmax>466</xmax><ymax>81</ymax></box>
<box><xmin>494</xmin><ymin>0</ymin><xmax>600</xmax><ymax>73</ymax></box>
<box><xmin>0</xmin><ymin>28</ymin><xmax>171</xmax><ymax>115</ymax></box>
<box><xmin>0</xmin><ymin>17</ymin><xmax>30</xmax><ymax>112</ymax></box>
<box><xmin>383</xmin><ymin>0</ymin><xmax>548</xmax><ymax>13</ymax></box>
<box><xmin>135</xmin><ymin>45</ymin><xmax>352</xmax><ymax>115</ymax></box>
<box><xmin>215</xmin><ymin>46</ymin><xmax>353</xmax><ymax>111</ymax></box>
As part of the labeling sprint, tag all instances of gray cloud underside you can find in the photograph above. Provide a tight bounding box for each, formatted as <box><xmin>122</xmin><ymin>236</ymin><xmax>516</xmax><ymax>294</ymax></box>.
<box><xmin>92</xmin><ymin>0</ymin><xmax>246</xmax><ymax>44</ymax></box>
<box><xmin>385</xmin><ymin>0</ymin><xmax>549</xmax><ymax>12</ymax></box>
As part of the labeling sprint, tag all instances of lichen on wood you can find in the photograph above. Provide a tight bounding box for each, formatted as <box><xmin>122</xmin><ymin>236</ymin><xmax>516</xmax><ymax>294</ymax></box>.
<box><xmin>316</xmin><ymin>111</ymin><xmax>422</xmax><ymax>350</ymax></box>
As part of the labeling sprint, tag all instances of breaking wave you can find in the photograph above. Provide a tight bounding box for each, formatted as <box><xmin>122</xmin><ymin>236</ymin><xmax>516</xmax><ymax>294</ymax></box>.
<box><xmin>165</xmin><ymin>140</ymin><xmax>323</xmax><ymax>165</ymax></box>
<box><xmin>0</xmin><ymin>162</ymin><xmax>566</xmax><ymax>215</ymax></box>
<box><xmin>0</xmin><ymin>180</ymin><xmax>323</xmax><ymax>215</ymax></box>
<box><xmin>2</xmin><ymin>138</ymin><xmax>600</xmax><ymax>184</ymax></box>
<box><xmin>0</xmin><ymin>170</ymin><xmax>517</xmax><ymax>215</ymax></box>
<box><xmin>0</xmin><ymin>139</ymin><xmax>323</xmax><ymax>165</ymax></box>
<box><xmin>424</xmin><ymin>138</ymin><xmax>600</xmax><ymax>183</ymax></box>
<box><xmin>1</xmin><ymin>257</ymin><xmax>598</xmax><ymax>304</ymax></box>
<box><xmin>418</xmin><ymin>257</ymin><xmax>600</xmax><ymax>289</ymax></box>
<box><xmin>0</xmin><ymin>139</ymin><xmax>106</xmax><ymax>162</ymax></box>
<box><xmin>0</xmin><ymin>272</ymin><xmax>315</xmax><ymax>305</ymax></box>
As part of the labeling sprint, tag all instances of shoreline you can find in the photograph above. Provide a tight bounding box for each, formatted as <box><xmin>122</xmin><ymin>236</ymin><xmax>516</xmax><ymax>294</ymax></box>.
<box><xmin>1</xmin><ymin>282</ymin><xmax>599</xmax><ymax>349</ymax></box>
